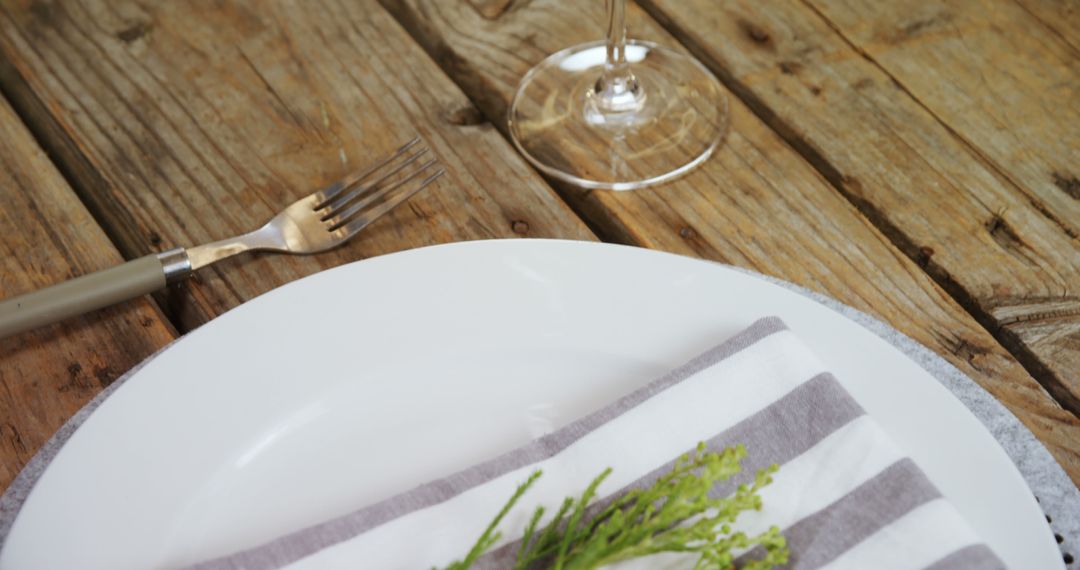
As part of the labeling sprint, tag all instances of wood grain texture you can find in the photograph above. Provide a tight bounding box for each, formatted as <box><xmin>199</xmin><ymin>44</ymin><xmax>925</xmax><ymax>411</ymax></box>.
<box><xmin>629</xmin><ymin>0</ymin><xmax>1080</xmax><ymax>413</ymax></box>
<box><xmin>0</xmin><ymin>93</ymin><xmax>175</xmax><ymax>492</ymax></box>
<box><xmin>0</xmin><ymin>0</ymin><xmax>594</xmax><ymax>332</ymax></box>
<box><xmin>1012</xmin><ymin>0</ymin><xmax>1080</xmax><ymax>52</ymax></box>
<box><xmin>803</xmin><ymin>0</ymin><xmax>1079</xmax><ymax>234</ymax></box>
<box><xmin>381</xmin><ymin>0</ymin><xmax>1080</xmax><ymax>485</ymax></box>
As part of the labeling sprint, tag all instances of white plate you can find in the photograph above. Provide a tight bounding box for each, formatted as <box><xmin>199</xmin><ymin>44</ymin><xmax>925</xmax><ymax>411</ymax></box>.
<box><xmin>1</xmin><ymin>239</ymin><xmax>1060</xmax><ymax>569</ymax></box>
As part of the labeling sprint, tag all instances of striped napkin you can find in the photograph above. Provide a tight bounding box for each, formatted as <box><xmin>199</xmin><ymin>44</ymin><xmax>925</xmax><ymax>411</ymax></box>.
<box><xmin>189</xmin><ymin>317</ymin><xmax>1002</xmax><ymax>570</ymax></box>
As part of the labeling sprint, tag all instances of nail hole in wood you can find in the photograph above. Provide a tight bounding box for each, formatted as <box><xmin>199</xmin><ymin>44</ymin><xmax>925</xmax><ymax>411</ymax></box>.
<box><xmin>985</xmin><ymin>214</ymin><xmax>1025</xmax><ymax>250</ymax></box>
<box><xmin>736</xmin><ymin>19</ymin><xmax>771</xmax><ymax>47</ymax></box>
<box><xmin>117</xmin><ymin>21</ymin><xmax>152</xmax><ymax>43</ymax></box>
<box><xmin>1051</xmin><ymin>172</ymin><xmax>1079</xmax><ymax>200</ymax></box>
<box><xmin>779</xmin><ymin>61</ymin><xmax>802</xmax><ymax>75</ymax></box>
<box><xmin>445</xmin><ymin>105</ymin><xmax>485</xmax><ymax>127</ymax></box>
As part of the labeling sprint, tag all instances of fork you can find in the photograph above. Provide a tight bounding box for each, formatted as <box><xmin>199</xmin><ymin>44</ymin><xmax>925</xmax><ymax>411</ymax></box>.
<box><xmin>0</xmin><ymin>137</ymin><xmax>444</xmax><ymax>338</ymax></box>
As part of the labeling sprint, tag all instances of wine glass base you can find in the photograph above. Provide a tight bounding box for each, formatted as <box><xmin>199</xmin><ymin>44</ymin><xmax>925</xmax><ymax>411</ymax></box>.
<box><xmin>508</xmin><ymin>40</ymin><xmax>728</xmax><ymax>191</ymax></box>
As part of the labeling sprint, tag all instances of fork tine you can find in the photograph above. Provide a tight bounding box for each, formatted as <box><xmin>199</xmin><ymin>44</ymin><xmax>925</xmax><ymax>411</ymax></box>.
<box><xmin>320</xmin><ymin>147</ymin><xmax>430</xmax><ymax>220</ymax></box>
<box><xmin>334</xmin><ymin>169</ymin><xmax>445</xmax><ymax>236</ymax></box>
<box><xmin>313</xmin><ymin>136</ymin><xmax>421</xmax><ymax>210</ymax></box>
<box><xmin>325</xmin><ymin>158</ymin><xmax>440</xmax><ymax>230</ymax></box>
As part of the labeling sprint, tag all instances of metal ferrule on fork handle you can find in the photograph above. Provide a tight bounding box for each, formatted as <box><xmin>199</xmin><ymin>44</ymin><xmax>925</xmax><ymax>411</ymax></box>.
<box><xmin>157</xmin><ymin>247</ymin><xmax>192</xmax><ymax>285</ymax></box>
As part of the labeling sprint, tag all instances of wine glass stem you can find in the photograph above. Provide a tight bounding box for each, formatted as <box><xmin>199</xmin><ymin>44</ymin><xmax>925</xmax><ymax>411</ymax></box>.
<box><xmin>594</xmin><ymin>0</ymin><xmax>644</xmax><ymax>113</ymax></box>
<box><xmin>605</xmin><ymin>0</ymin><xmax>629</xmax><ymax>79</ymax></box>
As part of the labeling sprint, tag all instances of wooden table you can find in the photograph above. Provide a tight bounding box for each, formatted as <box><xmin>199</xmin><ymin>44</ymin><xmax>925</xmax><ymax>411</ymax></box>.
<box><xmin>0</xmin><ymin>0</ymin><xmax>1076</xmax><ymax>496</ymax></box>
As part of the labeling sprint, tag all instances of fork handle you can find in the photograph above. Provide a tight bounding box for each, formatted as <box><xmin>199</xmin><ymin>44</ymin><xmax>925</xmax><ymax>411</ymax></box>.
<box><xmin>0</xmin><ymin>248</ymin><xmax>190</xmax><ymax>338</ymax></box>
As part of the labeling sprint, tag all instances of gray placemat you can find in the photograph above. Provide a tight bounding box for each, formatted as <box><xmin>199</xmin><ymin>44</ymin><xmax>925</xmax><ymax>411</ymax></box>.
<box><xmin>1</xmin><ymin>266</ymin><xmax>1076</xmax><ymax>565</ymax></box>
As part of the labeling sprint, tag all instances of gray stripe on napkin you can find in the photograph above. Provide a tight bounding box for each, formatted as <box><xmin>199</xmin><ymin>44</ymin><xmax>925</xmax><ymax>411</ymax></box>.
<box><xmin>473</xmin><ymin>372</ymin><xmax>864</xmax><ymax>569</ymax></box>
<box><xmin>187</xmin><ymin>317</ymin><xmax>788</xmax><ymax>569</ymax></box>
<box><xmin>923</xmin><ymin>544</ymin><xmax>1006</xmax><ymax>570</ymax></box>
<box><xmin>605</xmin><ymin>372</ymin><xmax>865</xmax><ymax>505</ymax></box>
<box><xmin>737</xmin><ymin>458</ymin><xmax>941</xmax><ymax>569</ymax></box>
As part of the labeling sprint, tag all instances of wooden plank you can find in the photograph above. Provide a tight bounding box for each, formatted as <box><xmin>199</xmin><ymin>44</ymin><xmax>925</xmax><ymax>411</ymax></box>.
<box><xmin>0</xmin><ymin>0</ymin><xmax>594</xmax><ymax>333</ymax></box>
<box><xmin>1012</xmin><ymin>0</ymin><xmax>1080</xmax><ymax>51</ymax></box>
<box><xmin>632</xmin><ymin>0</ymin><xmax>1080</xmax><ymax>414</ymax></box>
<box><xmin>0</xmin><ymin>93</ymin><xmax>176</xmax><ymax>492</ymax></box>
<box><xmin>381</xmin><ymin>0</ymin><xmax>1080</xmax><ymax>484</ymax></box>
<box><xmin>803</xmin><ymin>0</ymin><xmax>1080</xmax><ymax>232</ymax></box>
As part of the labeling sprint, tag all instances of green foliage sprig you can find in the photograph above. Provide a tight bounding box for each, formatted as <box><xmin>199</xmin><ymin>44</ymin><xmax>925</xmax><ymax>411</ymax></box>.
<box><xmin>441</xmin><ymin>443</ymin><xmax>787</xmax><ymax>570</ymax></box>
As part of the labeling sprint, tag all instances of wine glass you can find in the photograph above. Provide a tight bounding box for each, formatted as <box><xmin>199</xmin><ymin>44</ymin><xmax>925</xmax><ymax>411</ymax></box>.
<box><xmin>508</xmin><ymin>0</ymin><xmax>728</xmax><ymax>191</ymax></box>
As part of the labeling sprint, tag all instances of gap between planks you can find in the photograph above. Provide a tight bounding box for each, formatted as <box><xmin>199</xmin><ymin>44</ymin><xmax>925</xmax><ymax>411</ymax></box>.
<box><xmin>0</xmin><ymin>54</ymin><xmax>189</xmax><ymax>335</ymax></box>
<box><xmin>632</xmin><ymin>0</ymin><xmax>1080</xmax><ymax>418</ymax></box>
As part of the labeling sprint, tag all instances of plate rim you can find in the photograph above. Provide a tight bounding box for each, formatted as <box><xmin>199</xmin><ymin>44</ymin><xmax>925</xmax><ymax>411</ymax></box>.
<box><xmin>0</xmin><ymin>238</ymin><xmax>1070</xmax><ymax>568</ymax></box>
